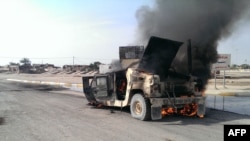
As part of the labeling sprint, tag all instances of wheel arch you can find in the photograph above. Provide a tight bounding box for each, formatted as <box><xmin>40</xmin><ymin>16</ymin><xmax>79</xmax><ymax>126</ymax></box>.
<box><xmin>128</xmin><ymin>89</ymin><xmax>144</xmax><ymax>105</ymax></box>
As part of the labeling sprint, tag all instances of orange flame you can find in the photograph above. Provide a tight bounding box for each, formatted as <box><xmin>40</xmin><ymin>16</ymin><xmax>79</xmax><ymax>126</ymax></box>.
<box><xmin>179</xmin><ymin>103</ymin><xmax>198</xmax><ymax>116</ymax></box>
<box><xmin>161</xmin><ymin>107</ymin><xmax>176</xmax><ymax>117</ymax></box>
<box><xmin>161</xmin><ymin>103</ymin><xmax>199</xmax><ymax>117</ymax></box>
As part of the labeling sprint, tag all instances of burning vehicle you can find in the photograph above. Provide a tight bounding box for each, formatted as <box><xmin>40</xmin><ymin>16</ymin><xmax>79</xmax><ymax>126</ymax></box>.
<box><xmin>82</xmin><ymin>36</ymin><xmax>206</xmax><ymax>121</ymax></box>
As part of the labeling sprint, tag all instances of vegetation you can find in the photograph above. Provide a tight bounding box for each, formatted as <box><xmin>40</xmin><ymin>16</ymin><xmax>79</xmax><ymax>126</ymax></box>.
<box><xmin>230</xmin><ymin>64</ymin><xmax>250</xmax><ymax>69</ymax></box>
<box><xmin>9</xmin><ymin>62</ymin><xmax>19</xmax><ymax>66</ymax></box>
<box><xmin>20</xmin><ymin>58</ymin><xmax>31</xmax><ymax>66</ymax></box>
<box><xmin>89</xmin><ymin>61</ymin><xmax>102</xmax><ymax>71</ymax></box>
<box><xmin>240</xmin><ymin>64</ymin><xmax>250</xmax><ymax>69</ymax></box>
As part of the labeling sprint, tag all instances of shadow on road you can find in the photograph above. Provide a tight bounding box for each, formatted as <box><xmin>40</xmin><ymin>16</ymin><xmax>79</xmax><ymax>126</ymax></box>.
<box><xmin>88</xmin><ymin>104</ymin><xmax>131</xmax><ymax>114</ymax></box>
<box><xmin>0</xmin><ymin>117</ymin><xmax>5</xmax><ymax>125</ymax></box>
<box><xmin>9</xmin><ymin>82</ymin><xmax>69</xmax><ymax>91</ymax></box>
<box><xmin>154</xmin><ymin>108</ymin><xmax>250</xmax><ymax>125</ymax></box>
<box><xmin>85</xmin><ymin>105</ymin><xmax>250</xmax><ymax>125</ymax></box>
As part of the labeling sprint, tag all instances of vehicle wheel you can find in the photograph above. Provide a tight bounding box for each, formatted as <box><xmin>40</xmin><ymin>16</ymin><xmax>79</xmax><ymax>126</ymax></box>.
<box><xmin>130</xmin><ymin>94</ymin><xmax>151</xmax><ymax>121</ymax></box>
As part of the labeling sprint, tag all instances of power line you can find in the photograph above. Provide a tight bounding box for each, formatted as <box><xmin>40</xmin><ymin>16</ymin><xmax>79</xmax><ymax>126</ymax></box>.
<box><xmin>0</xmin><ymin>56</ymin><xmax>116</xmax><ymax>66</ymax></box>
<box><xmin>0</xmin><ymin>56</ymin><xmax>115</xmax><ymax>60</ymax></box>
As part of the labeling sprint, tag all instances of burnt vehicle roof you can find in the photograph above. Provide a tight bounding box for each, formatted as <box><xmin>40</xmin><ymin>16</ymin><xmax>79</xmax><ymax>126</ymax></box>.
<box><xmin>138</xmin><ymin>36</ymin><xmax>183</xmax><ymax>79</ymax></box>
<box><xmin>93</xmin><ymin>69</ymin><xmax>127</xmax><ymax>76</ymax></box>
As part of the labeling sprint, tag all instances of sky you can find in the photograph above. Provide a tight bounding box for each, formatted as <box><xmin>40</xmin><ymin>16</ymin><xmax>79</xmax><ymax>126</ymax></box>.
<box><xmin>0</xmin><ymin>0</ymin><xmax>249</xmax><ymax>67</ymax></box>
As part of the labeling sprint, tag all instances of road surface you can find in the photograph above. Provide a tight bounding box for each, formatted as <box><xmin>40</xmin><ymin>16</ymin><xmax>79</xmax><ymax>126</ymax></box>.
<box><xmin>1</xmin><ymin>79</ymin><xmax>250</xmax><ymax>141</ymax></box>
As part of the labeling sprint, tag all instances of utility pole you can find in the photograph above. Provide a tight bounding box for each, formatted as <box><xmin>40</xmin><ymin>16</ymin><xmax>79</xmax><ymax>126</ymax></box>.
<box><xmin>73</xmin><ymin>56</ymin><xmax>74</xmax><ymax>65</ymax></box>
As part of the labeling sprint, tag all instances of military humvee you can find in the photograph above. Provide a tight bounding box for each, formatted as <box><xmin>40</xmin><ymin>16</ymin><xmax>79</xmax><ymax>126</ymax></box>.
<box><xmin>82</xmin><ymin>36</ymin><xmax>206</xmax><ymax>121</ymax></box>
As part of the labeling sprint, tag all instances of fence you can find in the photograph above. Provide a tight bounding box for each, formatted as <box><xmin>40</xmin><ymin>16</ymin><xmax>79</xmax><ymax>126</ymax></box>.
<box><xmin>206</xmin><ymin>95</ymin><xmax>250</xmax><ymax>116</ymax></box>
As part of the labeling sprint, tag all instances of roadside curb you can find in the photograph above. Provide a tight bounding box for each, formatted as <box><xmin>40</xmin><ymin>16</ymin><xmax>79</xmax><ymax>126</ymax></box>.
<box><xmin>6</xmin><ymin>78</ymin><xmax>83</xmax><ymax>89</ymax></box>
<box><xmin>205</xmin><ymin>89</ymin><xmax>250</xmax><ymax>97</ymax></box>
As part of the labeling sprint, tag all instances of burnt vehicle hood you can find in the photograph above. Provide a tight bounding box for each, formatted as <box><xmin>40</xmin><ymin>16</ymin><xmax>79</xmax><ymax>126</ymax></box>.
<box><xmin>138</xmin><ymin>36</ymin><xmax>183</xmax><ymax>78</ymax></box>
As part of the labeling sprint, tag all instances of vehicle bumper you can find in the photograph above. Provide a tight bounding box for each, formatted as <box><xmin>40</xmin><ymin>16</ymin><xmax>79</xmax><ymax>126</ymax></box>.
<box><xmin>150</xmin><ymin>96</ymin><xmax>206</xmax><ymax>120</ymax></box>
<box><xmin>150</xmin><ymin>96</ymin><xmax>206</xmax><ymax>105</ymax></box>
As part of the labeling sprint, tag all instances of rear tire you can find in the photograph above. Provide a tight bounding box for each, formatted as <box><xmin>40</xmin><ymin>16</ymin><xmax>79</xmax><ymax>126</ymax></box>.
<box><xmin>130</xmin><ymin>94</ymin><xmax>151</xmax><ymax>121</ymax></box>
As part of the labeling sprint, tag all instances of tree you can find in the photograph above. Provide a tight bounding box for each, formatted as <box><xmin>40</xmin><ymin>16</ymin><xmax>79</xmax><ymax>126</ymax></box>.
<box><xmin>230</xmin><ymin>64</ymin><xmax>239</xmax><ymax>69</ymax></box>
<box><xmin>241</xmin><ymin>64</ymin><xmax>250</xmax><ymax>69</ymax></box>
<box><xmin>9</xmin><ymin>62</ymin><xmax>19</xmax><ymax>66</ymax></box>
<box><xmin>20</xmin><ymin>58</ymin><xmax>31</xmax><ymax>66</ymax></box>
<box><xmin>89</xmin><ymin>61</ymin><xmax>102</xmax><ymax>70</ymax></box>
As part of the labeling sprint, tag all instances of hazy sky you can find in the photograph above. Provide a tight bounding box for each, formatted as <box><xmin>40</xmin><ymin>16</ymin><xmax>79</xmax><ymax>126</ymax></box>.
<box><xmin>0</xmin><ymin>0</ymin><xmax>249</xmax><ymax>67</ymax></box>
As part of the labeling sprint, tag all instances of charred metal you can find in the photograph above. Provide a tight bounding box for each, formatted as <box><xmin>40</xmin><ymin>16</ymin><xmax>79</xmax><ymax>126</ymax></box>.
<box><xmin>82</xmin><ymin>36</ymin><xmax>206</xmax><ymax>121</ymax></box>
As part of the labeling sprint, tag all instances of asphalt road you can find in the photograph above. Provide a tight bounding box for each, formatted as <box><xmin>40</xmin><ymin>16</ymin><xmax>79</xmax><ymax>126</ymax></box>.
<box><xmin>1</xmin><ymin>79</ymin><xmax>250</xmax><ymax>141</ymax></box>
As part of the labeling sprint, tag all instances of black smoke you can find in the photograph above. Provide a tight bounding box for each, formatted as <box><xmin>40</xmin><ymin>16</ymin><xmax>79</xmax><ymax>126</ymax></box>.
<box><xmin>135</xmin><ymin>0</ymin><xmax>250</xmax><ymax>85</ymax></box>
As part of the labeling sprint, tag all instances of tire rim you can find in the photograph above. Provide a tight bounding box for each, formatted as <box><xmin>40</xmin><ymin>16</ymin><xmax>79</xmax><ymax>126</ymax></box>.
<box><xmin>134</xmin><ymin>101</ymin><xmax>142</xmax><ymax>114</ymax></box>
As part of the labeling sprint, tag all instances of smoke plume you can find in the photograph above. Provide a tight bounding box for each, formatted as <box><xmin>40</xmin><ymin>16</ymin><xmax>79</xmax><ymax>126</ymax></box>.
<box><xmin>135</xmin><ymin>0</ymin><xmax>250</xmax><ymax>84</ymax></box>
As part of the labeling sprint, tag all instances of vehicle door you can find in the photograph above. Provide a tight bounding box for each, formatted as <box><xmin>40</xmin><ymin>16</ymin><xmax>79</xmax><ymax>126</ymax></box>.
<box><xmin>82</xmin><ymin>76</ymin><xmax>97</xmax><ymax>103</ymax></box>
<box><xmin>91</xmin><ymin>75</ymin><xmax>110</xmax><ymax>99</ymax></box>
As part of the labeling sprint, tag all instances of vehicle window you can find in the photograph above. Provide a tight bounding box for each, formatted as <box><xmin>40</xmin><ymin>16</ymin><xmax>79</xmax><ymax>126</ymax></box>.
<box><xmin>97</xmin><ymin>77</ymin><xmax>107</xmax><ymax>86</ymax></box>
<box><xmin>91</xmin><ymin>79</ymin><xmax>96</xmax><ymax>88</ymax></box>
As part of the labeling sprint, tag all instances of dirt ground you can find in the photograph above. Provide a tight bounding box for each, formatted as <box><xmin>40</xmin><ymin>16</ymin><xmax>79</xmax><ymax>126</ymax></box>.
<box><xmin>0</xmin><ymin>73</ymin><xmax>83</xmax><ymax>84</ymax></box>
<box><xmin>2</xmin><ymin>71</ymin><xmax>250</xmax><ymax>86</ymax></box>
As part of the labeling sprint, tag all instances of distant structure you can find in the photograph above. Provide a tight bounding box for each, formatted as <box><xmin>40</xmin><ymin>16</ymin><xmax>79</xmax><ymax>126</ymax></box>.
<box><xmin>119</xmin><ymin>46</ymin><xmax>144</xmax><ymax>69</ymax></box>
<box><xmin>32</xmin><ymin>63</ymin><xmax>58</xmax><ymax>73</ymax></box>
<box><xmin>62</xmin><ymin>65</ymin><xmax>88</xmax><ymax>72</ymax></box>
<box><xmin>99</xmin><ymin>46</ymin><xmax>145</xmax><ymax>73</ymax></box>
<box><xmin>8</xmin><ymin>65</ymin><xmax>20</xmax><ymax>73</ymax></box>
<box><xmin>5</xmin><ymin>63</ymin><xmax>60</xmax><ymax>74</ymax></box>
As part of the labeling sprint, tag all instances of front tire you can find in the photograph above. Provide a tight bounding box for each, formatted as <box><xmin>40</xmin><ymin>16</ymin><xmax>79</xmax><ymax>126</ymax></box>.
<box><xmin>130</xmin><ymin>94</ymin><xmax>151</xmax><ymax>121</ymax></box>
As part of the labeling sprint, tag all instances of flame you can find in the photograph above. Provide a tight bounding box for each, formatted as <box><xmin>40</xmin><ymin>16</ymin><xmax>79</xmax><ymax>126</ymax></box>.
<box><xmin>161</xmin><ymin>103</ymin><xmax>198</xmax><ymax>117</ymax></box>
<box><xmin>161</xmin><ymin>107</ymin><xmax>176</xmax><ymax>117</ymax></box>
<box><xmin>198</xmin><ymin>114</ymin><xmax>204</xmax><ymax>118</ymax></box>
<box><xmin>179</xmin><ymin>103</ymin><xmax>198</xmax><ymax>116</ymax></box>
